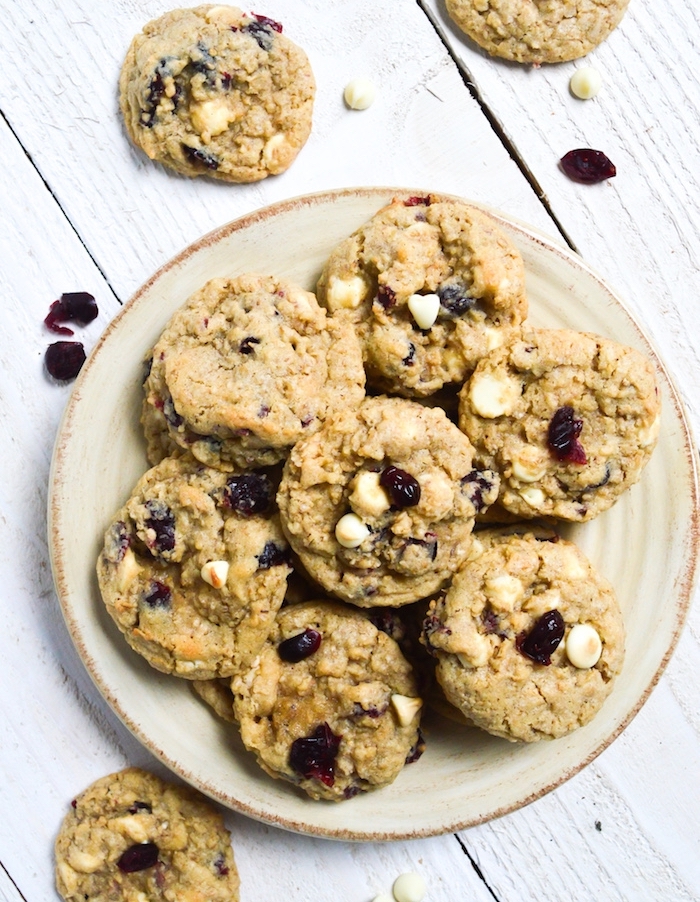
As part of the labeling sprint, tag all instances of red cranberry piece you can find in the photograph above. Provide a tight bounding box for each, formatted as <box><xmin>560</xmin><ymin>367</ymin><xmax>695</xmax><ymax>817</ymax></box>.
<box><xmin>461</xmin><ymin>468</ymin><xmax>499</xmax><ymax>512</ymax></box>
<box><xmin>516</xmin><ymin>610</ymin><xmax>565</xmax><ymax>665</ymax></box>
<box><xmin>403</xmin><ymin>195</ymin><xmax>431</xmax><ymax>206</ymax></box>
<box><xmin>402</xmin><ymin>342</ymin><xmax>416</xmax><ymax>366</ymax></box>
<box><xmin>548</xmin><ymin>406</ymin><xmax>587</xmax><ymax>464</ymax></box>
<box><xmin>405</xmin><ymin>728</ymin><xmax>426</xmax><ymax>764</ymax></box>
<box><xmin>380</xmin><ymin>465</ymin><xmax>421</xmax><ymax>508</ymax></box>
<box><xmin>437</xmin><ymin>282</ymin><xmax>475</xmax><ymax>317</ymax></box>
<box><xmin>45</xmin><ymin>341</ymin><xmax>86</xmax><ymax>380</ymax></box>
<box><xmin>239</xmin><ymin>336</ymin><xmax>261</xmax><ymax>355</ymax></box>
<box><xmin>376</xmin><ymin>285</ymin><xmax>396</xmax><ymax>310</ymax></box>
<box><xmin>278</xmin><ymin>628</ymin><xmax>322</xmax><ymax>662</ymax></box>
<box><xmin>257</xmin><ymin>541</ymin><xmax>291</xmax><ymax>570</ymax></box>
<box><xmin>117</xmin><ymin>842</ymin><xmax>159</xmax><ymax>873</ymax></box>
<box><xmin>143</xmin><ymin>580</ymin><xmax>171</xmax><ymax>608</ymax></box>
<box><xmin>44</xmin><ymin>292</ymin><xmax>98</xmax><ymax>335</ymax></box>
<box><xmin>289</xmin><ymin>722</ymin><xmax>341</xmax><ymax>786</ymax></box>
<box><xmin>252</xmin><ymin>13</ymin><xmax>282</xmax><ymax>32</ymax></box>
<box><xmin>127</xmin><ymin>801</ymin><xmax>152</xmax><ymax>814</ymax></box>
<box><xmin>213</xmin><ymin>853</ymin><xmax>230</xmax><ymax>876</ymax></box>
<box><xmin>223</xmin><ymin>473</ymin><xmax>273</xmax><ymax>515</ymax></box>
<box><xmin>560</xmin><ymin>149</ymin><xmax>616</xmax><ymax>184</ymax></box>
<box><xmin>144</xmin><ymin>501</ymin><xmax>176</xmax><ymax>555</ymax></box>
<box><xmin>182</xmin><ymin>144</ymin><xmax>219</xmax><ymax>170</ymax></box>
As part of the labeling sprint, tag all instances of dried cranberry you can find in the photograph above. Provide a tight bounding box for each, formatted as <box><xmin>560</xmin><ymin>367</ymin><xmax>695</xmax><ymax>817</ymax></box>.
<box><xmin>437</xmin><ymin>282</ymin><xmax>474</xmax><ymax>317</ymax></box>
<box><xmin>117</xmin><ymin>842</ymin><xmax>159</xmax><ymax>873</ymax></box>
<box><xmin>239</xmin><ymin>336</ymin><xmax>261</xmax><ymax>355</ymax></box>
<box><xmin>405</xmin><ymin>729</ymin><xmax>426</xmax><ymax>763</ymax></box>
<box><xmin>548</xmin><ymin>406</ymin><xmax>587</xmax><ymax>464</ymax></box>
<box><xmin>481</xmin><ymin>608</ymin><xmax>500</xmax><ymax>635</ymax></box>
<box><xmin>380</xmin><ymin>466</ymin><xmax>421</xmax><ymax>508</ymax></box>
<box><xmin>257</xmin><ymin>541</ymin><xmax>290</xmax><ymax>569</ymax></box>
<box><xmin>560</xmin><ymin>149</ymin><xmax>616</xmax><ymax>184</ymax></box>
<box><xmin>162</xmin><ymin>395</ymin><xmax>184</xmax><ymax>429</ymax></box>
<box><xmin>240</xmin><ymin>16</ymin><xmax>281</xmax><ymax>50</ymax></box>
<box><xmin>143</xmin><ymin>580</ymin><xmax>171</xmax><ymax>608</ymax></box>
<box><xmin>403</xmin><ymin>195</ymin><xmax>430</xmax><ymax>206</ymax></box>
<box><xmin>222</xmin><ymin>473</ymin><xmax>273</xmax><ymax>515</ymax></box>
<box><xmin>45</xmin><ymin>341</ymin><xmax>86</xmax><ymax>380</ymax></box>
<box><xmin>376</xmin><ymin>285</ymin><xmax>396</xmax><ymax>310</ymax></box>
<box><xmin>127</xmin><ymin>801</ymin><xmax>152</xmax><ymax>815</ymax></box>
<box><xmin>213</xmin><ymin>853</ymin><xmax>230</xmax><ymax>876</ymax></box>
<box><xmin>144</xmin><ymin>501</ymin><xmax>176</xmax><ymax>555</ymax></box>
<box><xmin>461</xmin><ymin>468</ymin><xmax>499</xmax><ymax>512</ymax></box>
<box><xmin>106</xmin><ymin>521</ymin><xmax>130</xmax><ymax>563</ymax></box>
<box><xmin>289</xmin><ymin>722</ymin><xmax>341</xmax><ymax>786</ymax></box>
<box><xmin>402</xmin><ymin>343</ymin><xmax>416</xmax><ymax>366</ymax></box>
<box><xmin>252</xmin><ymin>13</ymin><xmax>282</xmax><ymax>31</ymax></box>
<box><xmin>516</xmin><ymin>610</ymin><xmax>565</xmax><ymax>665</ymax></box>
<box><xmin>278</xmin><ymin>628</ymin><xmax>322</xmax><ymax>662</ymax></box>
<box><xmin>44</xmin><ymin>292</ymin><xmax>98</xmax><ymax>335</ymax></box>
<box><xmin>182</xmin><ymin>145</ymin><xmax>219</xmax><ymax>170</ymax></box>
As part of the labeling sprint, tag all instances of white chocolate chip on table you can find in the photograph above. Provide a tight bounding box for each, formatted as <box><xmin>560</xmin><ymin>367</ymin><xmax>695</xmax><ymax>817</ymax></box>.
<box><xmin>570</xmin><ymin>66</ymin><xmax>602</xmax><ymax>99</ymax></box>
<box><xmin>393</xmin><ymin>871</ymin><xmax>428</xmax><ymax>902</ymax></box>
<box><xmin>344</xmin><ymin>77</ymin><xmax>377</xmax><ymax>110</ymax></box>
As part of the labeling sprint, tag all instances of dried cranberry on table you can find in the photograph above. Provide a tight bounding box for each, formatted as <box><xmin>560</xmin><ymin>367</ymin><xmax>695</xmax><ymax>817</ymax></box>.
<box><xmin>44</xmin><ymin>291</ymin><xmax>98</xmax><ymax>335</ymax></box>
<box><xmin>44</xmin><ymin>340</ymin><xmax>86</xmax><ymax>381</ymax></box>
<box><xmin>560</xmin><ymin>148</ymin><xmax>616</xmax><ymax>184</ymax></box>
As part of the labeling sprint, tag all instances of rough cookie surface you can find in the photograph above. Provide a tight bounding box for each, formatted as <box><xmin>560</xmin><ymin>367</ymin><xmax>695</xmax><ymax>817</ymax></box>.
<box><xmin>144</xmin><ymin>273</ymin><xmax>366</xmax><ymax>470</ymax></box>
<box><xmin>316</xmin><ymin>196</ymin><xmax>527</xmax><ymax>396</ymax></box>
<box><xmin>232</xmin><ymin>601</ymin><xmax>423</xmax><ymax>800</ymax></box>
<box><xmin>277</xmin><ymin>396</ymin><xmax>499</xmax><ymax>606</ymax></box>
<box><xmin>119</xmin><ymin>5</ymin><xmax>315</xmax><ymax>181</ymax></box>
<box><xmin>458</xmin><ymin>328</ymin><xmax>660</xmax><ymax>521</ymax></box>
<box><xmin>445</xmin><ymin>0</ymin><xmax>631</xmax><ymax>64</ymax></box>
<box><xmin>423</xmin><ymin>529</ymin><xmax>625</xmax><ymax>741</ymax></box>
<box><xmin>97</xmin><ymin>454</ymin><xmax>291</xmax><ymax>679</ymax></box>
<box><xmin>55</xmin><ymin>767</ymin><xmax>239</xmax><ymax>902</ymax></box>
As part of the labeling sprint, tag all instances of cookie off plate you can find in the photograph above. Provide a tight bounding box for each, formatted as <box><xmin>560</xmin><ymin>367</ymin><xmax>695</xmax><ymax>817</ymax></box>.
<box><xmin>48</xmin><ymin>187</ymin><xmax>699</xmax><ymax>840</ymax></box>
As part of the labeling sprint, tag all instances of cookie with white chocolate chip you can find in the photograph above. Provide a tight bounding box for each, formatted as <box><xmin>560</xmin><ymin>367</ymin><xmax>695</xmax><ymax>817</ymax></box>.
<box><xmin>422</xmin><ymin>529</ymin><xmax>625</xmax><ymax>742</ymax></box>
<box><xmin>316</xmin><ymin>196</ymin><xmax>527</xmax><ymax>397</ymax></box>
<box><xmin>97</xmin><ymin>454</ymin><xmax>291</xmax><ymax>679</ymax></box>
<box><xmin>445</xmin><ymin>0</ymin><xmax>631</xmax><ymax>64</ymax></box>
<box><xmin>232</xmin><ymin>600</ymin><xmax>423</xmax><ymax>801</ymax></box>
<box><xmin>458</xmin><ymin>328</ymin><xmax>661</xmax><ymax>521</ymax></box>
<box><xmin>55</xmin><ymin>767</ymin><xmax>239</xmax><ymax>902</ymax></box>
<box><xmin>143</xmin><ymin>273</ymin><xmax>366</xmax><ymax>471</ymax></box>
<box><xmin>277</xmin><ymin>395</ymin><xmax>499</xmax><ymax>607</ymax></box>
<box><xmin>119</xmin><ymin>5</ymin><xmax>315</xmax><ymax>181</ymax></box>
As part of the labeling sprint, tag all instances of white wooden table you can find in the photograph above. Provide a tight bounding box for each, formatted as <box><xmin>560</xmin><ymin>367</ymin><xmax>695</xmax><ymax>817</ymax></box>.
<box><xmin>2</xmin><ymin>1</ymin><xmax>699</xmax><ymax>899</ymax></box>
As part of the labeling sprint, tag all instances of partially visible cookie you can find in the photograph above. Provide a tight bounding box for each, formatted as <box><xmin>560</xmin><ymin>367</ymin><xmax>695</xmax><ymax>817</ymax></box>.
<box><xmin>193</xmin><ymin>677</ymin><xmax>237</xmax><ymax>723</ymax></box>
<box><xmin>277</xmin><ymin>396</ymin><xmax>500</xmax><ymax>607</ymax></box>
<box><xmin>458</xmin><ymin>328</ymin><xmax>661</xmax><ymax>521</ymax></box>
<box><xmin>423</xmin><ymin>529</ymin><xmax>625</xmax><ymax>741</ymax></box>
<box><xmin>119</xmin><ymin>5</ymin><xmax>315</xmax><ymax>181</ymax></box>
<box><xmin>55</xmin><ymin>767</ymin><xmax>239</xmax><ymax>902</ymax></box>
<box><xmin>143</xmin><ymin>273</ymin><xmax>366</xmax><ymax>471</ymax></box>
<box><xmin>445</xmin><ymin>0</ymin><xmax>631</xmax><ymax>64</ymax></box>
<box><xmin>97</xmin><ymin>454</ymin><xmax>292</xmax><ymax>679</ymax></box>
<box><xmin>316</xmin><ymin>196</ymin><xmax>527</xmax><ymax>396</ymax></box>
<box><xmin>232</xmin><ymin>601</ymin><xmax>423</xmax><ymax>801</ymax></box>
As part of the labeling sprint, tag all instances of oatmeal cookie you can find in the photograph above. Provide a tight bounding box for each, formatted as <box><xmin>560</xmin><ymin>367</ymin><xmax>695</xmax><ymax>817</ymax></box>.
<box><xmin>97</xmin><ymin>454</ymin><xmax>291</xmax><ymax>679</ymax></box>
<box><xmin>445</xmin><ymin>0</ymin><xmax>631</xmax><ymax>64</ymax></box>
<box><xmin>423</xmin><ymin>529</ymin><xmax>625</xmax><ymax>741</ymax></box>
<box><xmin>458</xmin><ymin>328</ymin><xmax>660</xmax><ymax>521</ymax></box>
<box><xmin>143</xmin><ymin>273</ymin><xmax>366</xmax><ymax>470</ymax></box>
<box><xmin>316</xmin><ymin>196</ymin><xmax>527</xmax><ymax>397</ymax></box>
<box><xmin>193</xmin><ymin>677</ymin><xmax>238</xmax><ymax>723</ymax></box>
<box><xmin>119</xmin><ymin>5</ymin><xmax>315</xmax><ymax>181</ymax></box>
<box><xmin>232</xmin><ymin>601</ymin><xmax>423</xmax><ymax>801</ymax></box>
<box><xmin>55</xmin><ymin>767</ymin><xmax>239</xmax><ymax>902</ymax></box>
<box><xmin>277</xmin><ymin>396</ymin><xmax>499</xmax><ymax>607</ymax></box>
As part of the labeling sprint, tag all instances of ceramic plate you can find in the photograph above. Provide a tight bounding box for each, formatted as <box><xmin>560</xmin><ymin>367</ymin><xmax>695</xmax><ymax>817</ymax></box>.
<box><xmin>48</xmin><ymin>188</ymin><xmax>699</xmax><ymax>841</ymax></box>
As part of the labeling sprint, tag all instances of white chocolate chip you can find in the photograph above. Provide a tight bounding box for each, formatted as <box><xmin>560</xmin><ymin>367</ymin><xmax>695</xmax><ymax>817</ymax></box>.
<box><xmin>67</xmin><ymin>848</ymin><xmax>106</xmax><ymax>873</ymax></box>
<box><xmin>469</xmin><ymin>373</ymin><xmax>522</xmax><ymax>418</ymax></box>
<box><xmin>570</xmin><ymin>66</ymin><xmax>602</xmax><ymax>100</ymax></box>
<box><xmin>349</xmin><ymin>470</ymin><xmax>391</xmax><ymax>517</ymax></box>
<box><xmin>561</xmin><ymin>549</ymin><xmax>587</xmax><ymax>580</ymax></box>
<box><xmin>519</xmin><ymin>486</ymin><xmax>546</xmax><ymax>508</ymax></box>
<box><xmin>511</xmin><ymin>446</ymin><xmax>548</xmax><ymax>483</ymax></box>
<box><xmin>483</xmin><ymin>326</ymin><xmax>504</xmax><ymax>352</ymax></box>
<box><xmin>335</xmin><ymin>512</ymin><xmax>370</xmax><ymax>548</ymax></box>
<box><xmin>344</xmin><ymin>77</ymin><xmax>376</xmax><ymax>110</ymax></box>
<box><xmin>393</xmin><ymin>871</ymin><xmax>427</xmax><ymax>902</ymax></box>
<box><xmin>112</xmin><ymin>815</ymin><xmax>149</xmax><ymax>843</ymax></box>
<box><xmin>326</xmin><ymin>274</ymin><xmax>368</xmax><ymax>310</ymax></box>
<box><xmin>372</xmin><ymin>895</ymin><xmax>394</xmax><ymax>902</ymax></box>
<box><xmin>262</xmin><ymin>133</ymin><xmax>289</xmax><ymax>167</ymax></box>
<box><xmin>116</xmin><ymin>548</ymin><xmax>141</xmax><ymax>593</ymax></box>
<box><xmin>205</xmin><ymin>6</ymin><xmax>240</xmax><ymax>23</ymax></box>
<box><xmin>467</xmin><ymin>535</ymin><xmax>485</xmax><ymax>561</ymax></box>
<box><xmin>484</xmin><ymin>574</ymin><xmax>524</xmax><ymax>611</ymax></box>
<box><xmin>407</xmin><ymin>293</ymin><xmax>440</xmax><ymax>330</ymax></box>
<box><xmin>190</xmin><ymin>99</ymin><xmax>233</xmax><ymax>138</ymax></box>
<box><xmin>56</xmin><ymin>862</ymin><xmax>79</xmax><ymax>895</ymax></box>
<box><xmin>391</xmin><ymin>694</ymin><xmax>423</xmax><ymax>726</ymax></box>
<box><xmin>639</xmin><ymin>414</ymin><xmax>661</xmax><ymax>448</ymax></box>
<box><xmin>201</xmin><ymin>560</ymin><xmax>229</xmax><ymax>589</ymax></box>
<box><xmin>566</xmin><ymin>623</ymin><xmax>603</xmax><ymax>668</ymax></box>
<box><xmin>457</xmin><ymin>632</ymin><xmax>492</xmax><ymax>668</ymax></box>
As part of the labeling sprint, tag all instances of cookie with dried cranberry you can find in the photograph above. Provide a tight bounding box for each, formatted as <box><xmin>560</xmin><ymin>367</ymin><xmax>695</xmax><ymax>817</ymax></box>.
<box><xmin>422</xmin><ymin>529</ymin><xmax>625</xmax><ymax>742</ymax></box>
<box><xmin>458</xmin><ymin>328</ymin><xmax>661</xmax><ymax>521</ymax></box>
<box><xmin>97</xmin><ymin>454</ymin><xmax>291</xmax><ymax>679</ymax></box>
<box><xmin>231</xmin><ymin>600</ymin><xmax>423</xmax><ymax>801</ymax></box>
<box><xmin>316</xmin><ymin>196</ymin><xmax>527</xmax><ymax>396</ymax></box>
<box><xmin>445</xmin><ymin>0</ymin><xmax>630</xmax><ymax>64</ymax></box>
<box><xmin>55</xmin><ymin>767</ymin><xmax>239</xmax><ymax>902</ymax></box>
<box><xmin>144</xmin><ymin>273</ymin><xmax>366</xmax><ymax>471</ymax></box>
<box><xmin>119</xmin><ymin>5</ymin><xmax>315</xmax><ymax>181</ymax></box>
<box><xmin>277</xmin><ymin>396</ymin><xmax>499</xmax><ymax>607</ymax></box>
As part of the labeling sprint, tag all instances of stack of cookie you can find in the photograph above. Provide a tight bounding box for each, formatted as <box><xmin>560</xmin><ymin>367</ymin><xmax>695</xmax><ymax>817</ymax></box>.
<box><xmin>97</xmin><ymin>194</ymin><xmax>660</xmax><ymax>802</ymax></box>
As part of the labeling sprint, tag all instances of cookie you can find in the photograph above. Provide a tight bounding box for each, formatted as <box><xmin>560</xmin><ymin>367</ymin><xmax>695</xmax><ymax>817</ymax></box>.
<box><xmin>119</xmin><ymin>5</ymin><xmax>315</xmax><ymax>181</ymax></box>
<box><xmin>316</xmin><ymin>196</ymin><xmax>527</xmax><ymax>396</ymax></box>
<box><xmin>55</xmin><ymin>767</ymin><xmax>239</xmax><ymax>902</ymax></box>
<box><xmin>143</xmin><ymin>273</ymin><xmax>366</xmax><ymax>470</ymax></box>
<box><xmin>193</xmin><ymin>677</ymin><xmax>238</xmax><ymax>723</ymax></box>
<box><xmin>422</xmin><ymin>529</ymin><xmax>625</xmax><ymax>741</ymax></box>
<box><xmin>445</xmin><ymin>0</ymin><xmax>631</xmax><ymax>64</ymax></box>
<box><xmin>231</xmin><ymin>601</ymin><xmax>423</xmax><ymax>801</ymax></box>
<box><xmin>97</xmin><ymin>454</ymin><xmax>291</xmax><ymax>679</ymax></box>
<box><xmin>277</xmin><ymin>395</ymin><xmax>500</xmax><ymax>607</ymax></box>
<box><xmin>458</xmin><ymin>328</ymin><xmax>660</xmax><ymax>521</ymax></box>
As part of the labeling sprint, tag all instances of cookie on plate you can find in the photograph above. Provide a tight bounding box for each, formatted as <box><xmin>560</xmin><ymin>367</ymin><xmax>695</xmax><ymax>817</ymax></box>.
<box><xmin>193</xmin><ymin>677</ymin><xmax>238</xmax><ymax>723</ymax></box>
<box><xmin>422</xmin><ymin>529</ymin><xmax>625</xmax><ymax>741</ymax></box>
<box><xmin>119</xmin><ymin>5</ymin><xmax>315</xmax><ymax>181</ymax></box>
<box><xmin>55</xmin><ymin>767</ymin><xmax>239</xmax><ymax>902</ymax></box>
<box><xmin>445</xmin><ymin>0</ymin><xmax>631</xmax><ymax>64</ymax></box>
<box><xmin>232</xmin><ymin>601</ymin><xmax>423</xmax><ymax>801</ymax></box>
<box><xmin>316</xmin><ymin>196</ymin><xmax>527</xmax><ymax>397</ymax></box>
<box><xmin>458</xmin><ymin>328</ymin><xmax>660</xmax><ymax>521</ymax></box>
<box><xmin>143</xmin><ymin>273</ymin><xmax>366</xmax><ymax>470</ymax></box>
<box><xmin>277</xmin><ymin>395</ymin><xmax>500</xmax><ymax>607</ymax></box>
<box><xmin>97</xmin><ymin>454</ymin><xmax>292</xmax><ymax>679</ymax></box>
